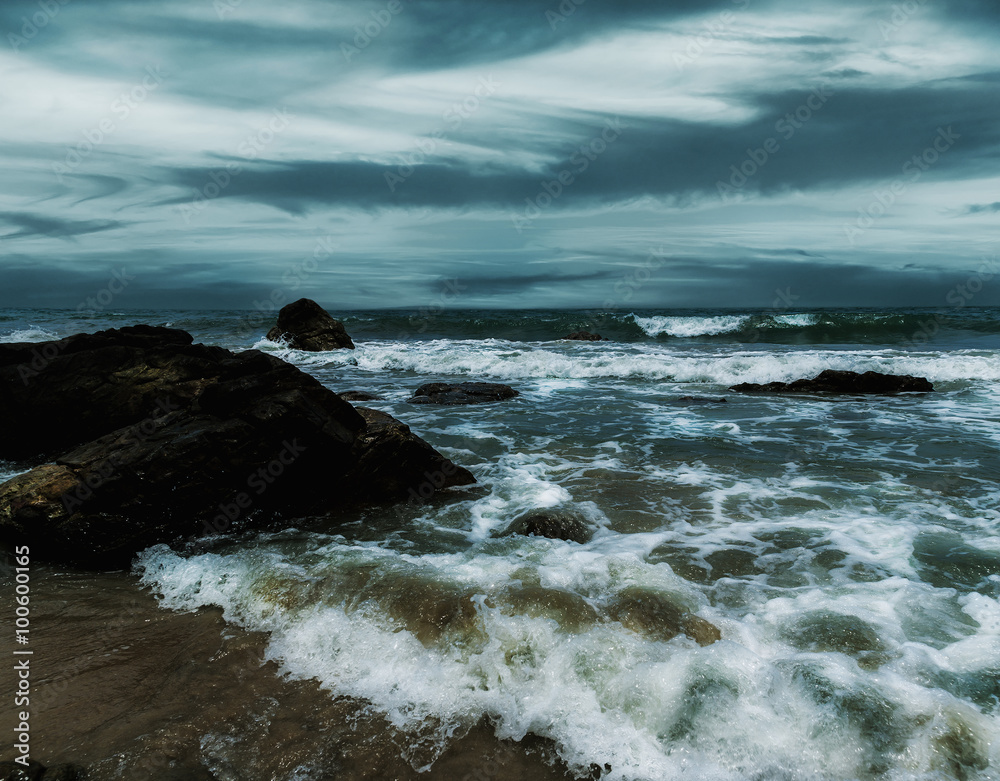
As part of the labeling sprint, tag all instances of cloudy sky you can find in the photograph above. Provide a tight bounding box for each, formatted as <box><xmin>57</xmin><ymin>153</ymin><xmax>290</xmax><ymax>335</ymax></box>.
<box><xmin>1</xmin><ymin>0</ymin><xmax>999</xmax><ymax>311</ymax></box>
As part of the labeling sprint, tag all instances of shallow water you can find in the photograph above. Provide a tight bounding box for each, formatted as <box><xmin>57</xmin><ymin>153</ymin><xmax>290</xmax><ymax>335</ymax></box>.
<box><xmin>2</xmin><ymin>307</ymin><xmax>999</xmax><ymax>780</ymax></box>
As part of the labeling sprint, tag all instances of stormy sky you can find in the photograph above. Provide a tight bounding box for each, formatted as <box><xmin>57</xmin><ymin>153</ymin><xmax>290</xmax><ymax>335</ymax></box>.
<box><xmin>1</xmin><ymin>0</ymin><xmax>999</xmax><ymax>311</ymax></box>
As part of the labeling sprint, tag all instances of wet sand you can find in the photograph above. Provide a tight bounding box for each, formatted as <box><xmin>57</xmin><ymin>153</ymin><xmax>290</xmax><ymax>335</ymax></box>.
<box><xmin>1</xmin><ymin>566</ymin><xmax>580</xmax><ymax>780</ymax></box>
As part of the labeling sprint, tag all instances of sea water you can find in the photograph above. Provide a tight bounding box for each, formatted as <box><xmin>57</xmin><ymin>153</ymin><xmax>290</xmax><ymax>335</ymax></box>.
<box><xmin>3</xmin><ymin>307</ymin><xmax>999</xmax><ymax>780</ymax></box>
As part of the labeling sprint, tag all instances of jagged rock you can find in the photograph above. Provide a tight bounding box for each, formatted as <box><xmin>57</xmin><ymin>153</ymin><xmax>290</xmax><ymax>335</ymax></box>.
<box><xmin>563</xmin><ymin>331</ymin><xmax>608</xmax><ymax>341</ymax></box>
<box><xmin>730</xmin><ymin>370</ymin><xmax>933</xmax><ymax>395</ymax></box>
<box><xmin>0</xmin><ymin>324</ymin><xmax>211</xmax><ymax>458</ymax></box>
<box><xmin>605</xmin><ymin>586</ymin><xmax>721</xmax><ymax>646</ymax></box>
<box><xmin>345</xmin><ymin>408</ymin><xmax>475</xmax><ymax>501</ymax></box>
<box><xmin>408</xmin><ymin>382</ymin><xmax>519</xmax><ymax>405</ymax></box>
<box><xmin>0</xmin><ymin>326</ymin><xmax>473</xmax><ymax>568</ymax></box>
<box><xmin>266</xmin><ymin>298</ymin><xmax>355</xmax><ymax>351</ymax></box>
<box><xmin>497</xmin><ymin>508</ymin><xmax>594</xmax><ymax>544</ymax></box>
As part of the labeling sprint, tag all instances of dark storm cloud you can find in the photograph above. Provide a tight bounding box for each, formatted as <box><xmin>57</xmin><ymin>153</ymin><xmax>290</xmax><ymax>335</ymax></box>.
<box><xmin>374</xmin><ymin>0</ymin><xmax>742</xmax><ymax>70</ymax></box>
<box><xmin>932</xmin><ymin>0</ymin><xmax>1000</xmax><ymax>25</ymax></box>
<box><xmin>160</xmin><ymin>78</ymin><xmax>999</xmax><ymax>216</ymax></box>
<box><xmin>0</xmin><ymin>252</ymin><xmax>294</xmax><ymax>310</ymax></box>
<box><xmin>0</xmin><ymin>213</ymin><xmax>124</xmax><ymax>240</ymax></box>
<box><xmin>3</xmin><ymin>0</ymin><xmax>999</xmax><ymax>310</ymax></box>
<box><xmin>960</xmin><ymin>202</ymin><xmax>1000</xmax><ymax>215</ymax></box>
<box><xmin>573</xmin><ymin>253</ymin><xmax>1000</xmax><ymax>309</ymax></box>
<box><xmin>452</xmin><ymin>270</ymin><xmax>615</xmax><ymax>296</ymax></box>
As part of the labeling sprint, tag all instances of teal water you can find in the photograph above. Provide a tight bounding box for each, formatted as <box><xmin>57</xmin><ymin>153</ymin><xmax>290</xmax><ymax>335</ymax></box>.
<box><xmin>3</xmin><ymin>308</ymin><xmax>999</xmax><ymax>780</ymax></box>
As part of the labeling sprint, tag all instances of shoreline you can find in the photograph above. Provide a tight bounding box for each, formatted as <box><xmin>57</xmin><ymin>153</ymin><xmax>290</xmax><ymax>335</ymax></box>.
<box><xmin>0</xmin><ymin>566</ymin><xmax>578</xmax><ymax>780</ymax></box>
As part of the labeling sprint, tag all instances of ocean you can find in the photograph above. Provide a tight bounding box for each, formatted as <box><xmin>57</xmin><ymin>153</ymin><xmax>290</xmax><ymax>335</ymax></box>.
<box><xmin>2</xmin><ymin>306</ymin><xmax>999</xmax><ymax>780</ymax></box>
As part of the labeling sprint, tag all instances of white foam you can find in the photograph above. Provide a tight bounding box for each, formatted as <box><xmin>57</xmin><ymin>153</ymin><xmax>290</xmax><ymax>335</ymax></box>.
<box><xmin>773</xmin><ymin>314</ymin><xmax>819</xmax><ymax>327</ymax></box>
<box><xmin>258</xmin><ymin>339</ymin><xmax>1000</xmax><ymax>385</ymax></box>
<box><xmin>137</xmin><ymin>540</ymin><xmax>1000</xmax><ymax>780</ymax></box>
<box><xmin>0</xmin><ymin>327</ymin><xmax>60</xmax><ymax>343</ymax></box>
<box><xmin>630</xmin><ymin>314</ymin><xmax>749</xmax><ymax>338</ymax></box>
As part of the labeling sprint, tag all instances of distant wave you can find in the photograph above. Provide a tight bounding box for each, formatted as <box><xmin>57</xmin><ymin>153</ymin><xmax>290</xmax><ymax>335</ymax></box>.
<box><xmin>265</xmin><ymin>340</ymin><xmax>1000</xmax><ymax>385</ymax></box>
<box><xmin>623</xmin><ymin>311</ymin><xmax>1000</xmax><ymax>345</ymax></box>
<box><xmin>629</xmin><ymin>315</ymin><xmax>750</xmax><ymax>338</ymax></box>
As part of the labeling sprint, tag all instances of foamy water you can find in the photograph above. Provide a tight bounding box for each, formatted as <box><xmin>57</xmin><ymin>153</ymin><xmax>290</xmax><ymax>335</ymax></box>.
<box><xmin>4</xmin><ymin>306</ymin><xmax>999</xmax><ymax>779</ymax></box>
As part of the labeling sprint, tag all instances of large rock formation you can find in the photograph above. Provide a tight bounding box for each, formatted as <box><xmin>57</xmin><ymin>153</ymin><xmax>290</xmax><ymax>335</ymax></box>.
<box><xmin>266</xmin><ymin>298</ymin><xmax>355</xmax><ymax>351</ymax></box>
<box><xmin>0</xmin><ymin>326</ymin><xmax>473</xmax><ymax>567</ymax></box>
<box><xmin>407</xmin><ymin>382</ymin><xmax>519</xmax><ymax>405</ymax></box>
<box><xmin>730</xmin><ymin>369</ymin><xmax>933</xmax><ymax>395</ymax></box>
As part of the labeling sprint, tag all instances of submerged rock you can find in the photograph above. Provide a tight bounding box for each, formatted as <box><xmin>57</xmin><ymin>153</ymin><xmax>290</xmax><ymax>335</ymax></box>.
<box><xmin>605</xmin><ymin>586</ymin><xmax>721</xmax><ymax>646</ymax></box>
<box><xmin>730</xmin><ymin>370</ymin><xmax>933</xmax><ymax>395</ymax></box>
<box><xmin>784</xmin><ymin>610</ymin><xmax>891</xmax><ymax>670</ymax></box>
<box><xmin>338</xmin><ymin>390</ymin><xmax>383</xmax><ymax>402</ymax></box>
<box><xmin>0</xmin><ymin>326</ymin><xmax>472</xmax><ymax>568</ymax></box>
<box><xmin>497</xmin><ymin>508</ymin><xmax>594</xmax><ymax>544</ymax></box>
<box><xmin>562</xmin><ymin>331</ymin><xmax>608</xmax><ymax>341</ymax></box>
<box><xmin>408</xmin><ymin>382</ymin><xmax>519</xmax><ymax>405</ymax></box>
<box><xmin>498</xmin><ymin>584</ymin><xmax>600</xmax><ymax>632</ymax></box>
<box><xmin>673</xmin><ymin>396</ymin><xmax>728</xmax><ymax>405</ymax></box>
<box><xmin>266</xmin><ymin>298</ymin><xmax>355</xmax><ymax>351</ymax></box>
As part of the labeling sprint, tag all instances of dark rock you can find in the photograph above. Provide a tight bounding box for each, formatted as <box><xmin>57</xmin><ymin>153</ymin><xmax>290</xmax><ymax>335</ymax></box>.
<box><xmin>497</xmin><ymin>508</ymin><xmax>594</xmax><ymax>544</ymax></box>
<box><xmin>0</xmin><ymin>760</ymin><xmax>45</xmax><ymax>781</ymax></box>
<box><xmin>673</xmin><ymin>396</ymin><xmax>727</xmax><ymax>405</ymax></box>
<box><xmin>338</xmin><ymin>390</ymin><xmax>383</xmax><ymax>402</ymax></box>
<box><xmin>265</xmin><ymin>298</ymin><xmax>355</xmax><ymax>351</ymax></box>
<box><xmin>343</xmin><ymin>408</ymin><xmax>476</xmax><ymax>500</ymax></box>
<box><xmin>0</xmin><ymin>326</ymin><xmax>473</xmax><ymax>568</ymax></box>
<box><xmin>730</xmin><ymin>370</ymin><xmax>933</xmax><ymax>395</ymax></box>
<box><xmin>408</xmin><ymin>382</ymin><xmax>519</xmax><ymax>405</ymax></box>
<box><xmin>0</xmin><ymin>325</ymin><xmax>211</xmax><ymax>458</ymax></box>
<box><xmin>563</xmin><ymin>331</ymin><xmax>608</xmax><ymax>341</ymax></box>
<box><xmin>605</xmin><ymin>586</ymin><xmax>721</xmax><ymax>646</ymax></box>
